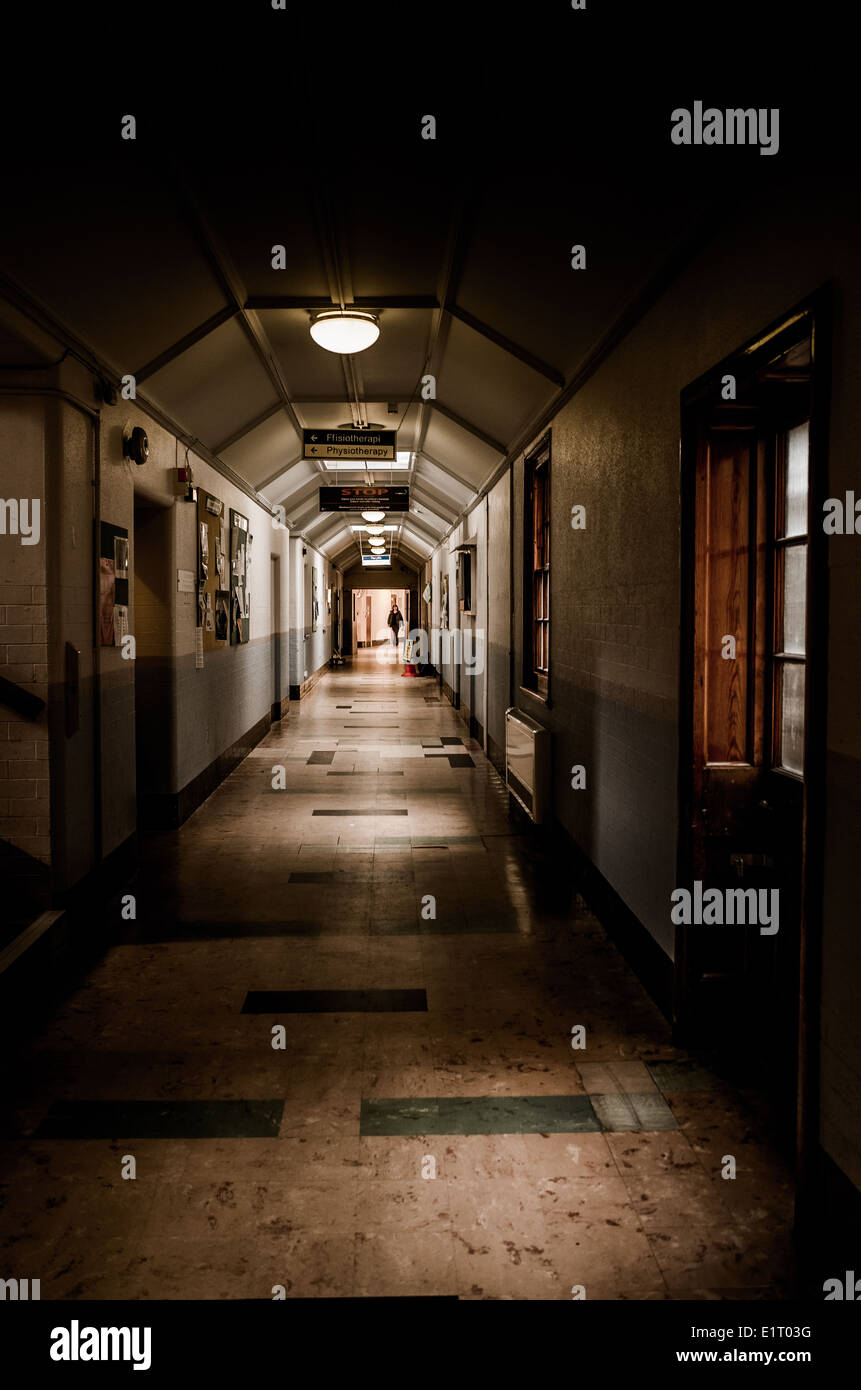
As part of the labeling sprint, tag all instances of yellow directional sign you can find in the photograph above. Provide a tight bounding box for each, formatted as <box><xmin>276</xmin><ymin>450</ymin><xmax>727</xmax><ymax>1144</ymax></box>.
<box><xmin>303</xmin><ymin>428</ymin><xmax>396</xmax><ymax>461</ymax></box>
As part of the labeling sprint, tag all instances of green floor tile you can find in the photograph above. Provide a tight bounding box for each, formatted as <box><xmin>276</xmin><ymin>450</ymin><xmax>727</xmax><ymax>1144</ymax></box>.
<box><xmin>360</xmin><ymin>1094</ymin><xmax>600</xmax><ymax>1136</ymax></box>
<box><xmin>34</xmin><ymin>1099</ymin><xmax>284</xmax><ymax>1139</ymax></box>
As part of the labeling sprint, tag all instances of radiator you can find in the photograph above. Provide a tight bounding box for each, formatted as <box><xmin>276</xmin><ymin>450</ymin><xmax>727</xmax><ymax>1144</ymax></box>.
<box><xmin>505</xmin><ymin>707</ymin><xmax>551</xmax><ymax>824</ymax></box>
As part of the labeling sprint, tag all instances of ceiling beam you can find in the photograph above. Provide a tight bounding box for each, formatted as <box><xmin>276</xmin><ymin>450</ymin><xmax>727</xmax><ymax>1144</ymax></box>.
<box><xmin>410</xmin><ymin>201</ymin><xmax>468</xmax><ymax>465</ymax></box>
<box><xmin>397</xmin><ymin>542</ymin><xmax>425</xmax><ymax>569</ymax></box>
<box><xmin>213</xmin><ymin>402</ymin><xmax>287</xmax><ymax>456</ymax></box>
<box><xmin>311</xmin><ymin>514</ymin><xmax>349</xmax><ymax>544</ymax></box>
<box><xmin>168</xmin><ymin>173</ymin><xmax>307</xmax><ymax>447</ymax></box>
<box><xmin>255</xmin><ymin>453</ymin><xmax>306</xmax><ymax>494</ymax></box>
<box><xmin>277</xmin><ymin>478</ymin><xmax>322</xmax><ymax>521</ymax></box>
<box><xmin>444</xmin><ymin>302</ymin><xmax>565</xmax><ymax>387</ymax></box>
<box><xmin>245</xmin><ymin>295</ymin><xmax>439</xmax><ymax>311</ymax></box>
<box><xmin>430</xmin><ymin>400</ymin><xmax>506</xmax><ymax>456</ymax></box>
<box><xmin>135</xmin><ymin>305</ymin><xmax>239</xmax><ymax>384</ymax></box>
<box><xmin>410</xmin><ymin>480</ymin><xmax>461</xmax><ymax>523</ymax></box>
<box><xmin>0</xmin><ymin>268</ymin><xmax>278</xmax><ymax>520</ymax></box>
<box><xmin>289</xmin><ymin>495</ymin><xmax>326</xmax><ymax>529</ymax></box>
<box><xmin>403</xmin><ymin>512</ymin><xmax>441</xmax><ymax>547</ymax></box>
<box><xmin>291</xmin><ymin>396</ymin><xmax>414</xmax><ymax>405</ymax></box>
<box><xmin>416</xmin><ymin>449</ymin><xmax>479</xmax><ymax>495</ymax></box>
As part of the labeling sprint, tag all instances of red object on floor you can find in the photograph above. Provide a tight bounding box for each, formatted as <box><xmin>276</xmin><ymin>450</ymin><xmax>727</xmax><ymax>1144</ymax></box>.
<box><xmin>402</xmin><ymin>664</ymin><xmax>418</xmax><ymax>677</ymax></box>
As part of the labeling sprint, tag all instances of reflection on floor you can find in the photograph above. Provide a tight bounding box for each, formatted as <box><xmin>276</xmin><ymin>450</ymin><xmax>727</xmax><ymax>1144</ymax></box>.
<box><xmin>0</xmin><ymin>653</ymin><xmax>796</xmax><ymax>1299</ymax></box>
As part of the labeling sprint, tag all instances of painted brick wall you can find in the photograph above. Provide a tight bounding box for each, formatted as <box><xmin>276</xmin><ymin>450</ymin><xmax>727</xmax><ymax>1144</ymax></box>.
<box><xmin>0</xmin><ymin>399</ymin><xmax>50</xmax><ymax>872</ymax></box>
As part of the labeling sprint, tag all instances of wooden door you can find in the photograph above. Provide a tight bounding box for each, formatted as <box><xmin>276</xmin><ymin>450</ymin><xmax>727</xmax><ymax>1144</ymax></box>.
<box><xmin>683</xmin><ymin>399</ymin><xmax>811</xmax><ymax>1139</ymax></box>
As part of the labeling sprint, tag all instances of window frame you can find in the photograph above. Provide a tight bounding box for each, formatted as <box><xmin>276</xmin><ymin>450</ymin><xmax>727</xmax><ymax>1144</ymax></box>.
<box><xmin>769</xmin><ymin>417</ymin><xmax>810</xmax><ymax>781</ymax></box>
<box><xmin>522</xmin><ymin>437</ymin><xmax>551</xmax><ymax>699</ymax></box>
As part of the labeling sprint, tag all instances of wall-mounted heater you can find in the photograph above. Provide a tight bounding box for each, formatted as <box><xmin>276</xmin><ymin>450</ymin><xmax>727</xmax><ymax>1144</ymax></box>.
<box><xmin>505</xmin><ymin>707</ymin><xmax>551</xmax><ymax>824</ymax></box>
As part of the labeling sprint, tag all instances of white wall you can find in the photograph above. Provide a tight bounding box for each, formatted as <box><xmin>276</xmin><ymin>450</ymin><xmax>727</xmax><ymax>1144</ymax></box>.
<box><xmin>288</xmin><ymin>536</ymin><xmax>332</xmax><ymax>692</ymax></box>
<box><xmin>2</xmin><ymin>349</ymin><xmax>292</xmax><ymax>881</ymax></box>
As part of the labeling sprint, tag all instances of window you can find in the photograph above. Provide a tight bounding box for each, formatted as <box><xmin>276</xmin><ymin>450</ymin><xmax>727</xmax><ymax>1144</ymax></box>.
<box><xmin>524</xmin><ymin>441</ymin><xmax>550</xmax><ymax>696</ymax></box>
<box><xmin>690</xmin><ymin>330</ymin><xmax>813</xmax><ymax>784</ymax></box>
<box><xmin>772</xmin><ymin>420</ymin><xmax>809</xmax><ymax>775</ymax></box>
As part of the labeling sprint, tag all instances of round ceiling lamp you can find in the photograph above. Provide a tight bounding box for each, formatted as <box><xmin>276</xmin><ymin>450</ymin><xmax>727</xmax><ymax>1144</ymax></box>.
<box><xmin>369</xmin><ymin>542</ymin><xmax>386</xmax><ymax>552</ymax></box>
<box><xmin>366</xmin><ymin>525</ymin><xmax>385</xmax><ymax>537</ymax></box>
<box><xmin>361</xmin><ymin>510</ymin><xmax>386</xmax><ymax>523</ymax></box>
<box><xmin>310</xmin><ymin>310</ymin><xmax>380</xmax><ymax>355</ymax></box>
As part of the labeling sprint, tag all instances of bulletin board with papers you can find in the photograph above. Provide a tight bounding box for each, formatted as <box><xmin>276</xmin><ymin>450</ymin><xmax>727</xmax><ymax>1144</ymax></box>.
<box><xmin>230</xmin><ymin>508</ymin><xmax>251</xmax><ymax>645</ymax></box>
<box><xmin>197</xmin><ymin>490</ymin><xmax>229</xmax><ymax>652</ymax></box>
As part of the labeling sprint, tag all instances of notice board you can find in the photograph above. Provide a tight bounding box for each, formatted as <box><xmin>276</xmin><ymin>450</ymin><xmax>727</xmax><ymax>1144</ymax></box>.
<box><xmin>99</xmin><ymin>520</ymin><xmax>130</xmax><ymax>647</ymax></box>
<box><xmin>230</xmin><ymin>508</ymin><xmax>250</xmax><ymax>645</ymax></box>
<box><xmin>197</xmin><ymin>490</ymin><xmax>229</xmax><ymax>652</ymax></box>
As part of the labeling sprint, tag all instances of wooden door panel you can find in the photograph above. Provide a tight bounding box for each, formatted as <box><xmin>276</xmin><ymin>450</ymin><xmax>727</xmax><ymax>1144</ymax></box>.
<box><xmin>688</xmin><ymin>421</ymin><xmax>802</xmax><ymax>1090</ymax></box>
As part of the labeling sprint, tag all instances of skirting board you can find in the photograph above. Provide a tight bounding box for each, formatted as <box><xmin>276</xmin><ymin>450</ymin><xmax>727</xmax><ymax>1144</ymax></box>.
<box><xmin>139</xmin><ymin>712</ymin><xmax>271</xmax><ymax>832</ymax></box>
<box><xmin>289</xmin><ymin>660</ymin><xmax>329</xmax><ymax>702</ymax></box>
<box><xmin>553</xmin><ymin>822</ymin><xmax>674</xmax><ymax>1022</ymax></box>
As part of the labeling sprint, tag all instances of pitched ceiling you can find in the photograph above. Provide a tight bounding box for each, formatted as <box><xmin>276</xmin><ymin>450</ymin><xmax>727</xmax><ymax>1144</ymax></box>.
<box><xmin>0</xmin><ymin>84</ymin><xmax>789</xmax><ymax>573</ymax></box>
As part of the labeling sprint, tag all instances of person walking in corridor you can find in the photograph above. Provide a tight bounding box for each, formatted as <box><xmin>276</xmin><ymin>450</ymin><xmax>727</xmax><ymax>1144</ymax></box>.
<box><xmin>387</xmin><ymin>600</ymin><xmax>402</xmax><ymax>649</ymax></box>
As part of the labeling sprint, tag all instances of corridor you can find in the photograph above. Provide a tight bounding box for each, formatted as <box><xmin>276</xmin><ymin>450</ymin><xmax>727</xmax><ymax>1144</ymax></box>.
<box><xmin>2</xmin><ymin>49</ymin><xmax>860</xmax><ymax>1344</ymax></box>
<box><xmin>1</xmin><ymin>654</ymin><xmax>794</xmax><ymax>1300</ymax></box>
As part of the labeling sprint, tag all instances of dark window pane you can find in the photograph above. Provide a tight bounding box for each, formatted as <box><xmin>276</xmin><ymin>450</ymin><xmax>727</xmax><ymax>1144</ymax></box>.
<box><xmin>781</xmin><ymin>544</ymin><xmax>806</xmax><ymax>655</ymax></box>
<box><xmin>782</xmin><ymin>421</ymin><xmax>809</xmax><ymax>538</ymax></box>
<box><xmin>779</xmin><ymin>663</ymin><xmax>805</xmax><ymax>774</ymax></box>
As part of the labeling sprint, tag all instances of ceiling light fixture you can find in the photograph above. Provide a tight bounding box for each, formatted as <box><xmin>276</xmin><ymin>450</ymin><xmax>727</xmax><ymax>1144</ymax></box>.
<box><xmin>310</xmin><ymin>310</ymin><xmax>380</xmax><ymax>355</ymax></box>
<box><xmin>361</xmin><ymin>510</ymin><xmax>386</xmax><ymax>523</ymax></box>
<box><xmin>366</xmin><ymin>525</ymin><xmax>385</xmax><ymax>537</ymax></box>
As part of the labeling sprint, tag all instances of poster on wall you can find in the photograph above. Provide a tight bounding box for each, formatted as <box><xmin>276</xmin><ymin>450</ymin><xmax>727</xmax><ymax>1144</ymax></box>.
<box><xmin>197</xmin><ymin>491</ymin><xmax>228</xmax><ymax>651</ymax></box>
<box><xmin>230</xmin><ymin>508</ymin><xmax>250</xmax><ymax>645</ymax></box>
<box><xmin>215</xmin><ymin>591</ymin><xmax>229</xmax><ymax>642</ymax></box>
<box><xmin>311</xmin><ymin>565</ymin><xmax>318</xmax><ymax>633</ymax></box>
<box><xmin>99</xmin><ymin>521</ymin><xmax>129</xmax><ymax>646</ymax></box>
<box><xmin>440</xmin><ymin>573</ymin><xmax>449</xmax><ymax>630</ymax></box>
<box><xmin>99</xmin><ymin>557</ymin><xmax>115</xmax><ymax>645</ymax></box>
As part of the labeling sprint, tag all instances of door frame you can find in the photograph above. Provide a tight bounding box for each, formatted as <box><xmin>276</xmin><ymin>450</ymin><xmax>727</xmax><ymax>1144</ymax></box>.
<box><xmin>676</xmin><ymin>286</ymin><xmax>832</xmax><ymax>1206</ymax></box>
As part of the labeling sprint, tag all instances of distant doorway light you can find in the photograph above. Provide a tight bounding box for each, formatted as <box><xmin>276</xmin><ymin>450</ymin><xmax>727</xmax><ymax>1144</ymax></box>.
<box><xmin>310</xmin><ymin>310</ymin><xmax>380</xmax><ymax>355</ymax></box>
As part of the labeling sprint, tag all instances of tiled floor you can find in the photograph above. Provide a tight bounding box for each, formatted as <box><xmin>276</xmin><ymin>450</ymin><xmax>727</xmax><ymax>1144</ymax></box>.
<box><xmin>0</xmin><ymin>654</ymin><xmax>796</xmax><ymax>1299</ymax></box>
